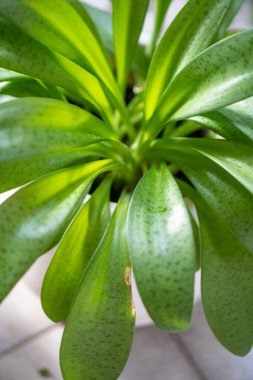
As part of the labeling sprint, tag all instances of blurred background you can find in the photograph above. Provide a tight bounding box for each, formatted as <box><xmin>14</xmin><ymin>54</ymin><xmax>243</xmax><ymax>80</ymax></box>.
<box><xmin>0</xmin><ymin>1</ymin><xmax>253</xmax><ymax>379</ymax></box>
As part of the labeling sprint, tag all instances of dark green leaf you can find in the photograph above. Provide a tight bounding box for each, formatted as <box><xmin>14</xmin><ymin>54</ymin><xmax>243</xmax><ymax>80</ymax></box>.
<box><xmin>127</xmin><ymin>164</ymin><xmax>196</xmax><ymax>331</ymax></box>
<box><xmin>60</xmin><ymin>192</ymin><xmax>135</xmax><ymax>380</ymax></box>
<box><xmin>42</xmin><ymin>177</ymin><xmax>112</xmax><ymax>322</ymax></box>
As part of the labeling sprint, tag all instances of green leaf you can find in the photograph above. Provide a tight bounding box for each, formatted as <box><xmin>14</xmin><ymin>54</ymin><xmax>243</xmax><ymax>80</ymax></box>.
<box><xmin>0</xmin><ymin>0</ymin><xmax>119</xmax><ymax>99</ymax></box>
<box><xmin>41</xmin><ymin>177</ymin><xmax>112</xmax><ymax>322</ymax></box>
<box><xmin>84</xmin><ymin>2</ymin><xmax>150</xmax><ymax>79</ymax></box>
<box><xmin>0</xmin><ymin>18</ymin><xmax>113</xmax><ymax>120</ymax></box>
<box><xmin>112</xmin><ymin>0</ymin><xmax>149</xmax><ymax>93</ymax></box>
<box><xmin>0</xmin><ymin>159</ymin><xmax>114</xmax><ymax>301</ymax></box>
<box><xmin>83</xmin><ymin>3</ymin><xmax>114</xmax><ymax>53</ymax></box>
<box><xmin>150</xmin><ymin>140</ymin><xmax>253</xmax><ymax>254</ymax></box>
<box><xmin>178</xmin><ymin>180</ymin><xmax>253</xmax><ymax>356</ymax></box>
<box><xmin>220</xmin><ymin>96</ymin><xmax>253</xmax><ymax>141</ymax></box>
<box><xmin>217</xmin><ymin>0</ymin><xmax>245</xmax><ymax>39</ymax></box>
<box><xmin>147</xmin><ymin>0</ymin><xmax>172</xmax><ymax>56</ymax></box>
<box><xmin>200</xmin><ymin>202</ymin><xmax>253</xmax><ymax>356</ymax></box>
<box><xmin>150</xmin><ymin>30</ymin><xmax>253</xmax><ymax>130</ymax></box>
<box><xmin>127</xmin><ymin>164</ymin><xmax>196</xmax><ymax>331</ymax></box>
<box><xmin>0</xmin><ymin>78</ymin><xmax>52</xmax><ymax>98</ymax></box>
<box><xmin>177</xmin><ymin>138</ymin><xmax>253</xmax><ymax>194</ymax></box>
<box><xmin>0</xmin><ymin>68</ymin><xmax>26</xmax><ymax>82</ymax></box>
<box><xmin>190</xmin><ymin>111</ymin><xmax>252</xmax><ymax>143</ymax></box>
<box><xmin>145</xmin><ymin>0</ymin><xmax>232</xmax><ymax>121</ymax></box>
<box><xmin>0</xmin><ymin>98</ymin><xmax>115</xmax><ymax>192</ymax></box>
<box><xmin>60</xmin><ymin>192</ymin><xmax>135</xmax><ymax>380</ymax></box>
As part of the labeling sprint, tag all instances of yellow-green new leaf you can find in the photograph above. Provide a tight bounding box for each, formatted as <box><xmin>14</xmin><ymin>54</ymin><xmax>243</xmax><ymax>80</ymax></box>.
<box><xmin>0</xmin><ymin>0</ymin><xmax>119</xmax><ymax>99</ymax></box>
<box><xmin>42</xmin><ymin>177</ymin><xmax>112</xmax><ymax>322</ymax></box>
<box><xmin>127</xmin><ymin>164</ymin><xmax>196</xmax><ymax>331</ymax></box>
<box><xmin>0</xmin><ymin>160</ymin><xmax>114</xmax><ymax>301</ymax></box>
<box><xmin>145</xmin><ymin>0</ymin><xmax>232</xmax><ymax>121</ymax></box>
<box><xmin>113</xmin><ymin>0</ymin><xmax>149</xmax><ymax>93</ymax></box>
<box><xmin>0</xmin><ymin>18</ymin><xmax>113</xmax><ymax>119</ymax></box>
<box><xmin>60</xmin><ymin>193</ymin><xmax>135</xmax><ymax>380</ymax></box>
<box><xmin>151</xmin><ymin>30</ymin><xmax>253</xmax><ymax>130</ymax></box>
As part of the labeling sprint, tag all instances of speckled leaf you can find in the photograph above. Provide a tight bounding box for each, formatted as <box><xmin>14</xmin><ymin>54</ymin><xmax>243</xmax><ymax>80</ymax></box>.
<box><xmin>0</xmin><ymin>98</ymin><xmax>115</xmax><ymax>192</ymax></box>
<box><xmin>150</xmin><ymin>140</ymin><xmax>253</xmax><ymax>255</ymax></box>
<box><xmin>178</xmin><ymin>180</ymin><xmax>253</xmax><ymax>356</ymax></box>
<box><xmin>190</xmin><ymin>111</ymin><xmax>252</xmax><ymax>143</ymax></box>
<box><xmin>0</xmin><ymin>18</ymin><xmax>113</xmax><ymax>119</ymax></box>
<box><xmin>112</xmin><ymin>0</ymin><xmax>149</xmax><ymax>92</ymax></box>
<box><xmin>221</xmin><ymin>96</ymin><xmax>253</xmax><ymax>141</ymax></box>
<box><xmin>177</xmin><ymin>138</ymin><xmax>253</xmax><ymax>194</ymax></box>
<box><xmin>127</xmin><ymin>164</ymin><xmax>196</xmax><ymax>331</ymax></box>
<box><xmin>151</xmin><ymin>30</ymin><xmax>253</xmax><ymax>130</ymax></box>
<box><xmin>145</xmin><ymin>0</ymin><xmax>231</xmax><ymax>121</ymax></box>
<box><xmin>217</xmin><ymin>0</ymin><xmax>245</xmax><ymax>39</ymax></box>
<box><xmin>42</xmin><ymin>177</ymin><xmax>112</xmax><ymax>322</ymax></box>
<box><xmin>0</xmin><ymin>0</ymin><xmax>119</xmax><ymax>100</ymax></box>
<box><xmin>0</xmin><ymin>159</ymin><xmax>114</xmax><ymax>301</ymax></box>
<box><xmin>60</xmin><ymin>192</ymin><xmax>135</xmax><ymax>380</ymax></box>
<box><xmin>199</xmin><ymin>199</ymin><xmax>253</xmax><ymax>356</ymax></box>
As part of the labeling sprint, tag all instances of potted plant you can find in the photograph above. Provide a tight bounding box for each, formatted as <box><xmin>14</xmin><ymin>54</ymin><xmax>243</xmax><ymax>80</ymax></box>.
<box><xmin>0</xmin><ymin>0</ymin><xmax>253</xmax><ymax>379</ymax></box>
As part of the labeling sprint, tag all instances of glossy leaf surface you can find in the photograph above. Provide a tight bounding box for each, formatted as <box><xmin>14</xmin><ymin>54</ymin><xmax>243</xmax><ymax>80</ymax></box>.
<box><xmin>0</xmin><ymin>160</ymin><xmax>113</xmax><ymax>301</ymax></box>
<box><xmin>151</xmin><ymin>30</ymin><xmax>253</xmax><ymax>130</ymax></box>
<box><xmin>0</xmin><ymin>98</ymin><xmax>115</xmax><ymax>192</ymax></box>
<box><xmin>0</xmin><ymin>0</ymin><xmax>118</xmax><ymax>98</ymax></box>
<box><xmin>60</xmin><ymin>193</ymin><xmax>135</xmax><ymax>380</ymax></box>
<box><xmin>179</xmin><ymin>181</ymin><xmax>253</xmax><ymax>356</ymax></box>
<box><xmin>150</xmin><ymin>140</ymin><xmax>253</xmax><ymax>254</ymax></box>
<box><xmin>127</xmin><ymin>164</ymin><xmax>195</xmax><ymax>331</ymax></box>
<box><xmin>145</xmin><ymin>0</ymin><xmax>231</xmax><ymax>120</ymax></box>
<box><xmin>0</xmin><ymin>18</ymin><xmax>112</xmax><ymax>118</ymax></box>
<box><xmin>42</xmin><ymin>177</ymin><xmax>112</xmax><ymax>322</ymax></box>
<box><xmin>113</xmin><ymin>0</ymin><xmax>149</xmax><ymax>92</ymax></box>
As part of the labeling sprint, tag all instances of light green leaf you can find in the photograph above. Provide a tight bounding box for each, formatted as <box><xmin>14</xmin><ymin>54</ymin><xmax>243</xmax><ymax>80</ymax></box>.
<box><xmin>0</xmin><ymin>98</ymin><xmax>115</xmax><ymax>192</ymax></box>
<box><xmin>42</xmin><ymin>177</ymin><xmax>112</xmax><ymax>322</ymax></box>
<box><xmin>0</xmin><ymin>68</ymin><xmax>26</xmax><ymax>82</ymax></box>
<box><xmin>177</xmin><ymin>138</ymin><xmax>253</xmax><ymax>194</ymax></box>
<box><xmin>220</xmin><ymin>96</ymin><xmax>253</xmax><ymax>141</ymax></box>
<box><xmin>145</xmin><ymin>0</ymin><xmax>232</xmax><ymax>121</ymax></box>
<box><xmin>150</xmin><ymin>30</ymin><xmax>253</xmax><ymax>131</ymax></box>
<box><xmin>0</xmin><ymin>18</ymin><xmax>113</xmax><ymax>120</ymax></box>
<box><xmin>217</xmin><ymin>0</ymin><xmax>245</xmax><ymax>39</ymax></box>
<box><xmin>190</xmin><ymin>111</ymin><xmax>252</xmax><ymax>143</ymax></box>
<box><xmin>147</xmin><ymin>0</ymin><xmax>172</xmax><ymax>56</ymax></box>
<box><xmin>60</xmin><ymin>192</ymin><xmax>135</xmax><ymax>380</ymax></box>
<box><xmin>127</xmin><ymin>164</ymin><xmax>196</xmax><ymax>331</ymax></box>
<box><xmin>112</xmin><ymin>0</ymin><xmax>149</xmax><ymax>92</ymax></box>
<box><xmin>83</xmin><ymin>2</ymin><xmax>114</xmax><ymax>53</ymax></box>
<box><xmin>0</xmin><ymin>159</ymin><xmax>114</xmax><ymax>301</ymax></box>
<box><xmin>0</xmin><ymin>0</ymin><xmax>119</xmax><ymax>99</ymax></box>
